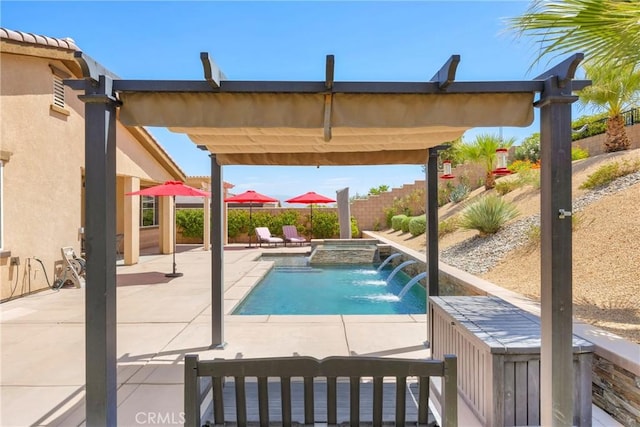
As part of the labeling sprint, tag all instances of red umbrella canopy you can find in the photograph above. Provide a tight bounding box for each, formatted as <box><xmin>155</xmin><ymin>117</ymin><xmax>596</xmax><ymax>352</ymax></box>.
<box><xmin>285</xmin><ymin>191</ymin><xmax>336</xmax><ymax>205</ymax></box>
<box><xmin>126</xmin><ymin>181</ymin><xmax>210</xmax><ymax>197</ymax></box>
<box><xmin>225</xmin><ymin>190</ymin><xmax>278</xmax><ymax>204</ymax></box>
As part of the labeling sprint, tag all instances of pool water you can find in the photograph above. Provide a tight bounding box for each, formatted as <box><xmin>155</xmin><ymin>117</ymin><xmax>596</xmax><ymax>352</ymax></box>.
<box><xmin>232</xmin><ymin>263</ymin><xmax>426</xmax><ymax>315</ymax></box>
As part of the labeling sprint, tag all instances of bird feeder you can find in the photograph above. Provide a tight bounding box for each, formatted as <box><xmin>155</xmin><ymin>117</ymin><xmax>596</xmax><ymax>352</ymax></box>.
<box><xmin>440</xmin><ymin>160</ymin><xmax>455</xmax><ymax>180</ymax></box>
<box><xmin>492</xmin><ymin>148</ymin><xmax>512</xmax><ymax>176</ymax></box>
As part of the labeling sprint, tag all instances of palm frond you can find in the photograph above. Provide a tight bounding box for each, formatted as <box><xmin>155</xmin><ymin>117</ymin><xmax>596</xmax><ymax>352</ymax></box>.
<box><xmin>507</xmin><ymin>0</ymin><xmax>640</xmax><ymax>69</ymax></box>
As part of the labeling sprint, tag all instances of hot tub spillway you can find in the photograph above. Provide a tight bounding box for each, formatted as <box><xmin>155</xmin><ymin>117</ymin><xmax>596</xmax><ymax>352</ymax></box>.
<box><xmin>308</xmin><ymin>240</ymin><xmax>379</xmax><ymax>264</ymax></box>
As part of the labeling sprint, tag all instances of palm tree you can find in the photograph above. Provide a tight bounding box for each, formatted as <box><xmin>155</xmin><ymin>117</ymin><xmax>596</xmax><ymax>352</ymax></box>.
<box><xmin>460</xmin><ymin>134</ymin><xmax>516</xmax><ymax>190</ymax></box>
<box><xmin>578</xmin><ymin>62</ymin><xmax>640</xmax><ymax>152</ymax></box>
<box><xmin>508</xmin><ymin>0</ymin><xmax>640</xmax><ymax>69</ymax></box>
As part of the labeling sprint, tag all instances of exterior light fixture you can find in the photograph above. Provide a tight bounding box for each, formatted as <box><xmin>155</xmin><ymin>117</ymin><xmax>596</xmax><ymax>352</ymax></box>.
<box><xmin>492</xmin><ymin>148</ymin><xmax>512</xmax><ymax>176</ymax></box>
<box><xmin>440</xmin><ymin>160</ymin><xmax>455</xmax><ymax>180</ymax></box>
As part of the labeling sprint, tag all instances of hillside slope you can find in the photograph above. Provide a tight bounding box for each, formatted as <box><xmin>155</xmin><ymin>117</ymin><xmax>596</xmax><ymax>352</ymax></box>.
<box><xmin>378</xmin><ymin>149</ymin><xmax>640</xmax><ymax>343</ymax></box>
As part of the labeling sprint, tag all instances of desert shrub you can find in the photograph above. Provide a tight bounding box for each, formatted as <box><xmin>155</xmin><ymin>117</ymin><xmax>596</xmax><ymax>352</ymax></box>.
<box><xmin>517</xmin><ymin>169</ymin><xmax>541</xmax><ymax>189</ymax></box>
<box><xmin>438</xmin><ymin>181</ymin><xmax>456</xmax><ymax>206</ymax></box>
<box><xmin>571</xmin><ymin>146</ymin><xmax>590</xmax><ymax>161</ymax></box>
<box><xmin>273</xmin><ymin>210</ymin><xmax>301</xmax><ymax>230</ymax></box>
<box><xmin>251</xmin><ymin>211</ymin><xmax>279</xmax><ymax>235</ymax></box>
<box><xmin>401</xmin><ymin>216</ymin><xmax>413</xmax><ymax>233</ymax></box>
<box><xmin>580</xmin><ymin>159</ymin><xmax>640</xmax><ymax>189</ymax></box>
<box><xmin>448</xmin><ymin>183</ymin><xmax>470</xmax><ymax>203</ymax></box>
<box><xmin>508</xmin><ymin>159</ymin><xmax>535</xmax><ymax>174</ymax></box>
<box><xmin>175</xmin><ymin>209</ymin><xmax>204</xmax><ymax>238</ymax></box>
<box><xmin>391</xmin><ymin>214</ymin><xmax>408</xmax><ymax>231</ymax></box>
<box><xmin>494</xmin><ymin>179</ymin><xmax>520</xmax><ymax>196</ymax></box>
<box><xmin>382</xmin><ymin>190</ymin><xmax>426</xmax><ymax>228</ymax></box>
<box><xmin>571</xmin><ymin>112</ymin><xmax>608</xmax><ymax>141</ymax></box>
<box><xmin>409</xmin><ymin>215</ymin><xmax>426</xmax><ymax>236</ymax></box>
<box><xmin>514</xmin><ymin>133</ymin><xmax>540</xmax><ymax>162</ymax></box>
<box><xmin>384</xmin><ymin>207</ymin><xmax>396</xmax><ymax>228</ymax></box>
<box><xmin>311</xmin><ymin>210</ymin><xmax>340</xmax><ymax>238</ymax></box>
<box><xmin>459</xmin><ymin>195</ymin><xmax>519</xmax><ymax>235</ymax></box>
<box><xmin>438</xmin><ymin>216</ymin><xmax>459</xmax><ymax>238</ymax></box>
<box><xmin>351</xmin><ymin>216</ymin><xmax>360</xmax><ymax>237</ymax></box>
<box><xmin>526</xmin><ymin>224</ymin><xmax>541</xmax><ymax>244</ymax></box>
<box><xmin>227</xmin><ymin>209</ymin><xmax>250</xmax><ymax>238</ymax></box>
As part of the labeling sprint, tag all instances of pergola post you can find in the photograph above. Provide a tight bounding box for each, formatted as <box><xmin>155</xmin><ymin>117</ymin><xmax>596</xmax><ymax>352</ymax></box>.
<box><xmin>426</xmin><ymin>148</ymin><xmax>439</xmax><ymax>296</ymax></box>
<box><xmin>210</xmin><ymin>154</ymin><xmax>226</xmax><ymax>348</ymax></box>
<box><xmin>537</xmin><ymin>74</ymin><xmax>579</xmax><ymax>425</ymax></box>
<box><xmin>81</xmin><ymin>75</ymin><xmax>118</xmax><ymax>426</ymax></box>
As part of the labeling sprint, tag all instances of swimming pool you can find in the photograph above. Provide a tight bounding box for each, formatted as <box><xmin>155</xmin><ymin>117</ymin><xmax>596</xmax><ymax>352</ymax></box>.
<box><xmin>232</xmin><ymin>262</ymin><xmax>426</xmax><ymax>315</ymax></box>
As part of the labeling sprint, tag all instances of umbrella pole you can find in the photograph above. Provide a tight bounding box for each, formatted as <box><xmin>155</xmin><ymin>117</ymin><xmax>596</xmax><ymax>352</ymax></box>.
<box><xmin>166</xmin><ymin>195</ymin><xmax>183</xmax><ymax>278</ymax></box>
<box><xmin>246</xmin><ymin>205</ymin><xmax>253</xmax><ymax>248</ymax></box>
<box><xmin>310</xmin><ymin>204</ymin><xmax>313</xmax><ymax>240</ymax></box>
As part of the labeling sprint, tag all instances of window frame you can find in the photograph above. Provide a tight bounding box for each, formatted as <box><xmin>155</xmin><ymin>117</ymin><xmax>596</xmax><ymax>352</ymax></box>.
<box><xmin>140</xmin><ymin>195</ymin><xmax>159</xmax><ymax>228</ymax></box>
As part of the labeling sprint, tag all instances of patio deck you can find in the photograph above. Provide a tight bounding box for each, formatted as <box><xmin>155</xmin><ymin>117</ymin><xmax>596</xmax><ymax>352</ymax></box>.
<box><xmin>0</xmin><ymin>245</ymin><xmax>620</xmax><ymax>426</ymax></box>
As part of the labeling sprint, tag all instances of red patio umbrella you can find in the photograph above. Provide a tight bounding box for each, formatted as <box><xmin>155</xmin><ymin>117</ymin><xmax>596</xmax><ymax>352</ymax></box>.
<box><xmin>224</xmin><ymin>190</ymin><xmax>278</xmax><ymax>247</ymax></box>
<box><xmin>285</xmin><ymin>191</ymin><xmax>336</xmax><ymax>239</ymax></box>
<box><xmin>127</xmin><ymin>181</ymin><xmax>210</xmax><ymax>277</ymax></box>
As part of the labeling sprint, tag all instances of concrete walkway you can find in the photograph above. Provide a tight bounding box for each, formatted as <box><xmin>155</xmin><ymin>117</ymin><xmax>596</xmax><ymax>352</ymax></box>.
<box><xmin>1</xmin><ymin>245</ymin><xmax>454</xmax><ymax>426</ymax></box>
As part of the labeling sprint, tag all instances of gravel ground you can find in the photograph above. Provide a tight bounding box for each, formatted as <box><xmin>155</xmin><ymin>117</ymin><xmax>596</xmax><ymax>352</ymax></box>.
<box><xmin>378</xmin><ymin>152</ymin><xmax>640</xmax><ymax>343</ymax></box>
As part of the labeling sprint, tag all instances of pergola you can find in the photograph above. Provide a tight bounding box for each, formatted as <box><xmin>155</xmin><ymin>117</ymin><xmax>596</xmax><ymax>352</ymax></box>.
<box><xmin>67</xmin><ymin>51</ymin><xmax>588</xmax><ymax>426</ymax></box>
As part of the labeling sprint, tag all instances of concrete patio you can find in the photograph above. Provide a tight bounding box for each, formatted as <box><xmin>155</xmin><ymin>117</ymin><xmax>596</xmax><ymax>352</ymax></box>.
<box><xmin>0</xmin><ymin>245</ymin><xmax>621</xmax><ymax>426</ymax></box>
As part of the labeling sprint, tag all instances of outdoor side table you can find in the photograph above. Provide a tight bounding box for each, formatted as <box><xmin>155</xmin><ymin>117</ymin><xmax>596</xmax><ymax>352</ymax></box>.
<box><xmin>428</xmin><ymin>296</ymin><xmax>594</xmax><ymax>427</ymax></box>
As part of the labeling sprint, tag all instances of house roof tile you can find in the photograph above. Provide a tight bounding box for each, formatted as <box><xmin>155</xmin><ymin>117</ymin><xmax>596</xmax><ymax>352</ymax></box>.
<box><xmin>0</xmin><ymin>28</ymin><xmax>79</xmax><ymax>51</ymax></box>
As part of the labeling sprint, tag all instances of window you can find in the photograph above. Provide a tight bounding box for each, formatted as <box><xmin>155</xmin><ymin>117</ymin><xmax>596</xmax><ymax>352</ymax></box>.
<box><xmin>140</xmin><ymin>196</ymin><xmax>159</xmax><ymax>227</ymax></box>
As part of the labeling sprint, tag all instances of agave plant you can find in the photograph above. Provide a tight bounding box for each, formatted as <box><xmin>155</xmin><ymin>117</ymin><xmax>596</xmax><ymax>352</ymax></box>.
<box><xmin>448</xmin><ymin>183</ymin><xmax>470</xmax><ymax>204</ymax></box>
<box><xmin>459</xmin><ymin>195</ymin><xmax>519</xmax><ymax>236</ymax></box>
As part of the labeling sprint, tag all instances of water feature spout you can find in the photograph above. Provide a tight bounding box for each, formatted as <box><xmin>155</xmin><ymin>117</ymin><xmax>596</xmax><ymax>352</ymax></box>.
<box><xmin>386</xmin><ymin>260</ymin><xmax>417</xmax><ymax>284</ymax></box>
<box><xmin>398</xmin><ymin>272</ymin><xmax>427</xmax><ymax>299</ymax></box>
<box><xmin>376</xmin><ymin>252</ymin><xmax>402</xmax><ymax>272</ymax></box>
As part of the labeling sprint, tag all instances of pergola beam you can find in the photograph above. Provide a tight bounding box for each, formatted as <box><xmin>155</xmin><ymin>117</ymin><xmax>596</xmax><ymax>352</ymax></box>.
<box><xmin>112</xmin><ymin>79</ymin><xmax>589</xmax><ymax>94</ymax></box>
<box><xmin>74</xmin><ymin>51</ymin><xmax>120</xmax><ymax>81</ymax></box>
<box><xmin>200</xmin><ymin>52</ymin><xmax>225</xmax><ymax>89</ymax></box>
<box><xmin>323</xmin><ymin>55</ymin><xmax>334</xmax><ymax>141</ymax></box>
<box><xmin>430</xmin><ymin>55</ymin><xmax>460</xmax><ymax>90</ymax></box>
<box><xmin>535</xmin><ymin>53</ymin><xmax>584</xmax><ymax>88</ymax></box>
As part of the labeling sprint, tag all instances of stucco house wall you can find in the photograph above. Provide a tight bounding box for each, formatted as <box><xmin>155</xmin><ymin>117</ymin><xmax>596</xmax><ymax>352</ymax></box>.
<box><xmin>0</xmin><ymin>29</ymin><xmax>193</xmax><ymax>301</ymax></box>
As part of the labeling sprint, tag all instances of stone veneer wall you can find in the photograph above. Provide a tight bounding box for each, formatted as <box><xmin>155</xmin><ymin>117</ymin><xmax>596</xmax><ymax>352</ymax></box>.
<box><xmin>592</xmin><ymin>353</ymin><xmax>640</xmax><ymax>427</ymax></box>
<box><xmin>308</xmin><ymin>239</ymin><xmax>380</xmax><ymax>264</ymax></box>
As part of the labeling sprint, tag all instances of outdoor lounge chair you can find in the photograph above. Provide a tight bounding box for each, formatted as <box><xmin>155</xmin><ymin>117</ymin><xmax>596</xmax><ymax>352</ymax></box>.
<box><xmin>282</xmin><ymin>225</ymin><xmax>308</xmax><ymax>246</ymax></box>
<box><xmin>255</xmin><ymin>227</ymin><xmax>284</xmax><ymax>247</ymax></box>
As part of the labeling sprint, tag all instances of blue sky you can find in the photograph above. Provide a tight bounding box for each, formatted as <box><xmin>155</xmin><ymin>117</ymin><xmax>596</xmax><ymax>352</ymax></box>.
<box><xmin>2</xmin><ymin>1</ymin><xmax>573</xmax><ymax>201</ymax></box>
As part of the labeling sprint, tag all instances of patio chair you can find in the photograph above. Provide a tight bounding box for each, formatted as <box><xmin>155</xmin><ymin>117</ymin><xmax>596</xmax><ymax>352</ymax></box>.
<box><xmin>255</xmin><ymin>227</ymin><xmax>284</xmax><ymax>247</ymax></box>
<box><xmin>282</xmin><ymin>225</ymin><xmax>308</xmax><ymax>246</ymax></box>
